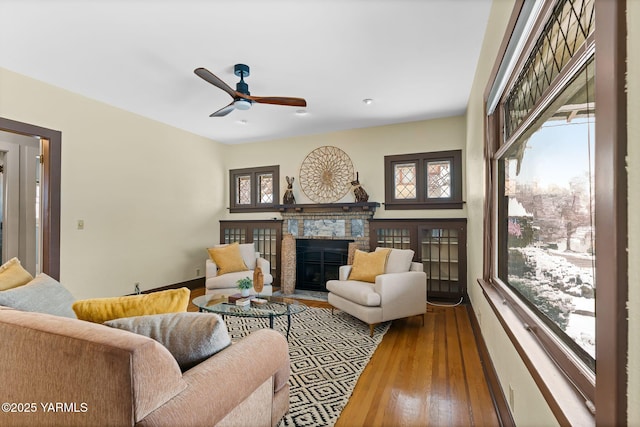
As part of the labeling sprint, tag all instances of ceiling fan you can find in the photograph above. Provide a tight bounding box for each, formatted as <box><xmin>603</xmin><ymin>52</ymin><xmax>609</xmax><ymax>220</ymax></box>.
<box><xmin>194</xmin><ymin>64</ymin><xmax>307</xmax><ymax>117</ymax></box>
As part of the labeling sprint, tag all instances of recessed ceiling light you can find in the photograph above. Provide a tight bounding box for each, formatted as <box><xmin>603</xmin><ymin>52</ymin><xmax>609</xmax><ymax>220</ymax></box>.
<box><xmin>295</xmin><ymin>109</ymin><xmax>308</xmax><ymax>116</ymax></box>
<box><xmin>237</xmin><ymin>119</ymin><xmax>248</xmax><ymax>125</ymax></box>
<box><xmin>362</xmin><ymin>98</ymin><xmax>374</xmax><ymax>105</ymax></box>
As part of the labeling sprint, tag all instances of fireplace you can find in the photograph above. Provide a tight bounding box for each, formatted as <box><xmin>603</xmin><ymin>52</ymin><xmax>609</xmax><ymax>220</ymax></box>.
<box><xmin>295</xmin><ymin>239</ymin><xmax>351</xmax><ymax>292</ymax></box>
<box><xmin>278</xmin><ymin>202</ymin><xmax>379</xmax><ymax>294</ymax></box>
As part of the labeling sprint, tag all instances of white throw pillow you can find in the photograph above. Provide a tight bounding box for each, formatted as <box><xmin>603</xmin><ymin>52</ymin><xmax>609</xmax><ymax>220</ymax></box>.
<box><xmin>376</xmin><ymin>247</ymin><xmax>415</xmax><ymax>273</ymax></box>
<box><xmin>238</xmin><ymin>243</ymin><xmax>257</xmax><ymax>270</ymax></box>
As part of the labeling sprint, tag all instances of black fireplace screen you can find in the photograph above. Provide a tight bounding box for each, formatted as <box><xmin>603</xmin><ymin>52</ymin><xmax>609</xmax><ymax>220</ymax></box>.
<box><xmin>295</xmin><ymin>239</ymin><xmax>351</xmax><ymax>292</ymax></box>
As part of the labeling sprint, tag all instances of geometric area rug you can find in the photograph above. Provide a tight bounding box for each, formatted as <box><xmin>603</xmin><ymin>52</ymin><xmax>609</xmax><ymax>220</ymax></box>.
<box><xmin>224</xmin><ymin>307</ymin><xmax>391</xmax><ymax>426</ymax></box>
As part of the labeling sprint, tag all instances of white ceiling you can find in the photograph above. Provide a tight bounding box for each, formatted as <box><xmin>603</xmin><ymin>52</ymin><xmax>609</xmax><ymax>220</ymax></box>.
<box><xmin>0</xmin><ymin>0</ymin><xmax>493</xmax><ymax>144</ymax></box>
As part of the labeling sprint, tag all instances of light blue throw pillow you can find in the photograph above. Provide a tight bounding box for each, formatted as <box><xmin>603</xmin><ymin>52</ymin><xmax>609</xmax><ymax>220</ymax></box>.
<box><xmin>0</xmin><ymin>273</ymin><xmax>76</xmax><ymax>318</ymax></box>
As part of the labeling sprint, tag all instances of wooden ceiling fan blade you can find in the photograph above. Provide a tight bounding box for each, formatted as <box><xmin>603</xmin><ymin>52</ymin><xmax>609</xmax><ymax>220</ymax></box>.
<box><xmin>239</xmin><ymin>94</ymin><xmax>307</xmax><ymax>107</ymax></box>
<box><xmin>210</xmin><ymin>102</ymin><xmax>235</xmax><ymax>117</ymax></box>
<box><xmin>194</xmin><ymin>67</ymin><xmax>236</xmax><ymax>98</ymax></box>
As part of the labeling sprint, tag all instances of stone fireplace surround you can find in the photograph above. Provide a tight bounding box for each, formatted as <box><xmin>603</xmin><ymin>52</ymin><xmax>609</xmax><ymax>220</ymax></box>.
<box><xmin>278</xmin><ymin>202</ymin><xmax>379</xmax><ymax>294</ymax></box>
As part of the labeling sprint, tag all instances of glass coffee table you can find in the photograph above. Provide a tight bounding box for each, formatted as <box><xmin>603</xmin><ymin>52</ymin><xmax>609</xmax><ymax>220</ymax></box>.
<box><xmin>192</xmin><ymin>294</ymin><xmax>306</xmax><ymax>340</ymax></box>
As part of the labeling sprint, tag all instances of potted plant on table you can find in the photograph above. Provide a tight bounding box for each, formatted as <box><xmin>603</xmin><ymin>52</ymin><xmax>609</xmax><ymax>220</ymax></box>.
<box><xmin>236</xmin><ymin>277</ymin><xmax>253</xmax><ymax>297</ymax></box>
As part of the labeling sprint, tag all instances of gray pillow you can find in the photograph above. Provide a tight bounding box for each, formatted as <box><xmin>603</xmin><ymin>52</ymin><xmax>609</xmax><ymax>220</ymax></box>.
<box><xmin>105</xmin><ymin>312</ymin><xmax>232</xmax><ymax>371</ymax></box>
<box><xmin>0</xmin><ymin>273</ymin><xmax>76</xmax><ymax>318</ymax></box>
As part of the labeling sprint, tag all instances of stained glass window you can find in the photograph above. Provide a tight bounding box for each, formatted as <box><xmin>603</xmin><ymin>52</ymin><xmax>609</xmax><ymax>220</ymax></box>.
<box><xmin>504</xmin><ymin>0</ymin><xmax>594</xmax><ymax>139</ymax></box>
<box><xmin>259</xmin><ymin>174</ymin><xmax>273</xmax><ymax>203</ymax></box>
<box><xmin>236</xmin><ymin>175</ymin><xmax>251</xmax><ymax>205</ymax></box>
<box><xmin>229</xmin><ymin>166</ymin><xmax>279</xmax><ymax>212</ymax></box>
<box><xmin>426</xmin><ymin>160</ymin><xmax>451</xmax><ymax>198</ymax></box>
<box><xmin>394</xmin><ymin>163</ymin><xmax>417</xmax><ymax>199</ymax></box>
<box><xmin>385</xmin><ymin>150</ymin><xmax>462</xmax><ymax>209</ymax></box>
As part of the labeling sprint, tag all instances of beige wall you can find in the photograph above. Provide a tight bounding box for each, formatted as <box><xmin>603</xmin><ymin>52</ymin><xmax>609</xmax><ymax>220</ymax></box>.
<box><xmin>627</xmin><ymin>0</ymin><xmax>639</xmax><ymax>423</ymax></box>
<box><xmin>464</xmin><ymin>0</ymin><xmax>558</xmax><ymax>425</ymax></box>
<box><xmin>222</xmin><ymin>115</ymin><xmax>467</xmax><ymax>221</ymax></box>
<box><xmin>0</xmin><ymin>67</ymin><xmax>227</xmax><ymax>299</ymax></box>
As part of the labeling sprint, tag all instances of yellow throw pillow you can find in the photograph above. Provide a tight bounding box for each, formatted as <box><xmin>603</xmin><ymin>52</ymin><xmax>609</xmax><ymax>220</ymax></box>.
<box><xmin>348</xmin><ymin>249</ymin><xmax>391</xmax><ymax>283</ymax></box>
<box><xmin>0</xmin><ymin>257</ymin><xmax>34</xmax><ymax>291</ymax></box>
<box><xmin>72</xmin><ymin>287</ymin><xmax>190</xmax><ymax>323</ymax></box>
<box><xmin>207</xmin><ymin>242</ymin><xmax>249</xmax><ymax>275</ymax></box>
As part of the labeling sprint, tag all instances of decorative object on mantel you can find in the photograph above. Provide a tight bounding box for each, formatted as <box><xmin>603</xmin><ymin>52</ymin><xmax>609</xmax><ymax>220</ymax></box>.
<box><xmin>299</xmin><ymin>146</ymin><xmax>354</xmax><ymax>203</ymax></box>
<box><xmin>236</xmin><ymin>277</ymin><xmax>253</xmax><ymax>297</ymax></box>
<box><xmin>253</xmin><ymin>266</ymin><xmax>264</xmax><ymax>294</ymax></box>
<box><xmin>351</xmin><ymin>171</ymin><xmax>369</xmax><ymax>203</ymax></box>
<box><xmin>283</xmin><ymin>176</ymin><xmax>296</xmax><ymax>205</ymax></box>
<box><xmin>281</xmin><ymin>234</ymin><xmax>296</xmax><ymax>295</ymax></box>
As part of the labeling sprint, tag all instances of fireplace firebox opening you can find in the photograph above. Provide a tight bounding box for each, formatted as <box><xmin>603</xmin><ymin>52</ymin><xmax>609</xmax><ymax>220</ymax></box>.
<box><xmin>295</xmin><ymin>239</ymin><xmax>352</xmax><ymax>292</ymax></box>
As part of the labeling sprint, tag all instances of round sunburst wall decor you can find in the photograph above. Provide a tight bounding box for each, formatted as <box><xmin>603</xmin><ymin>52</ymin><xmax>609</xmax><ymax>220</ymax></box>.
<box><xmin>299</xmin><ymin>146</ymin><xmax>354</xmax><ymax>203</ymax></box>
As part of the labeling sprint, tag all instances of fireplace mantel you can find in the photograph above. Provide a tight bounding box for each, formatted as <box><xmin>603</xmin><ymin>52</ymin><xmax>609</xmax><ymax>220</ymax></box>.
<box><xmin>275</xmin><ymin>202</ymin><xmax>380</xmax><ymax>213</ymax></box>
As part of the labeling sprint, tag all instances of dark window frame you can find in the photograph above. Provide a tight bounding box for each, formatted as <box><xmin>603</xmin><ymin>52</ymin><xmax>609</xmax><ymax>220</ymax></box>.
<box><xmin>384</xmin><ymin>150</ymin><xmax>463</xmax><ymax>210</ymax></box>
<box><xmin>229</xmin><ymin>165</ymin><xmax>279</xmax><ymax>213</ymax></box>
<box><xmin>480</xmin><ymin>0</ymin><xmax>627</xmax><ymax>425</ymax></box>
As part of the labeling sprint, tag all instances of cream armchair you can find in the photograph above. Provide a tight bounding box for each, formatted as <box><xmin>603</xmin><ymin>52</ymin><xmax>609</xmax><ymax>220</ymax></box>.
<box><xmin>326</xmin><ymin>248</ymin><xmax>427</xmax><ymax>336</ymax></box>
<box><xmin>205</xmin><ymin>243</ymin><xmax>273</xmax><ymax>296</ymax></box>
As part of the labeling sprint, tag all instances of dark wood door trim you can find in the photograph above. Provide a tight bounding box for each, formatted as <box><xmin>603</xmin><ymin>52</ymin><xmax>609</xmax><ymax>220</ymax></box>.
<box><xmin>0</xmin><ymin>117</ymin><xmax>61</xmax><ymax>280</ymax></box>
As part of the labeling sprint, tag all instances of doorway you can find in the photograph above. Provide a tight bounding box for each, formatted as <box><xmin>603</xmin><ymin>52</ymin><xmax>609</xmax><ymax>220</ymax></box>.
<box><xmin>0</xmin><ymin>132</ymin><xmax>41</xmax><ymax>275</ymax></box>
<box><xmin>0</xmin><ymin>118</ymin><xmax>60</xmax><ymax>280</ymax></box>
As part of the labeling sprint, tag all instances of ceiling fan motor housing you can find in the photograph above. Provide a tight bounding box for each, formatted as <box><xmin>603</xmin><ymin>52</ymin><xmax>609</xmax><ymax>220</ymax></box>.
<box><xmin>234</xmin><ymin>63</ymin><xmax>251</xmax><ymax>102</ymax></box>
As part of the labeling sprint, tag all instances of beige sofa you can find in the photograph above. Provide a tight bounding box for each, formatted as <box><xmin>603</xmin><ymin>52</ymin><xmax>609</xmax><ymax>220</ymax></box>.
<box><xmin>0</xmin><ymin>306</ymin><xmax>290</xmax><ymax>427</ymax></box>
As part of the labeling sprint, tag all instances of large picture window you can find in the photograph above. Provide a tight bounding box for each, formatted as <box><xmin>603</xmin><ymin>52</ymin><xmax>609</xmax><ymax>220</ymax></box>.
<box><xmin>479</xmin><ymin>0</ymin><xmax>630</xmax><ymax>422</ymax></box>
<box><xmin>482</xmin><ymin>0</ymin><xmax>629</xmax><ymax>422</ymax></box>
<box><xmin>498</xmin><ymin>59</ymin><xmax>595</xmax><ymax>368</ymax></box>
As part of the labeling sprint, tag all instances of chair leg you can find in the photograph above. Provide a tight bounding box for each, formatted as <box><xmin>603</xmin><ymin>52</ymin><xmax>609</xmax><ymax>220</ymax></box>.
<box><xmin>331</xmin><ymin>307</ymin><xmax>335</xmax><ymax>315</ymax></box>
<box><xmin>369</xmin><ymin>324</ymin><xmax>376</xmax><ymax>337</ymax></box>
<box><xmin>420</xmin><ymin>313</ymin><xmax>425</xmax><ymax>326</ymax></box>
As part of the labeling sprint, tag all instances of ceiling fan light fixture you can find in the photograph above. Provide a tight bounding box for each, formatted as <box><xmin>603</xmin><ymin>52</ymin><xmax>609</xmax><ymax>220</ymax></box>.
<box><xmin>234</xmin><ymin>99</ymin><xmax>252</xmax><ymax>110</ymax></box>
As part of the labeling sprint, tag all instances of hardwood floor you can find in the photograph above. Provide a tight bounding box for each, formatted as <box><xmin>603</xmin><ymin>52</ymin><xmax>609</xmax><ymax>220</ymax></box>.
<box><xmin>189</xmin><ymin>288</ymin><xmax>499</xmax><ymax>426</ymax></box>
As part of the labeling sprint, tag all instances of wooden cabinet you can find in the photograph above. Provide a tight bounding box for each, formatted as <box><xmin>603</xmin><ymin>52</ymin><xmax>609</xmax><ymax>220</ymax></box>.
<box><xmin>369</xmin><ymin>219</ymin><xmax>467</xmax><ymax>301</ymax></box>
<box><xmin>219</xmin><ymin>220</ymin><xmax>283</xmax><ymax>286</ymax></box>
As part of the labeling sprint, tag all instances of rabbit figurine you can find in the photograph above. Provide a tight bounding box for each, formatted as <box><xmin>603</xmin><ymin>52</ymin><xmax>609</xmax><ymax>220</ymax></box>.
<box><xmin>283</xmin><ymin>176</ymin><xmax>296</xmax><ymax>205</ymax></box>
<box><xmin>351</xmin><ymin>172</ymin><xmax>369</xmax><ymax>203</ymax></box>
